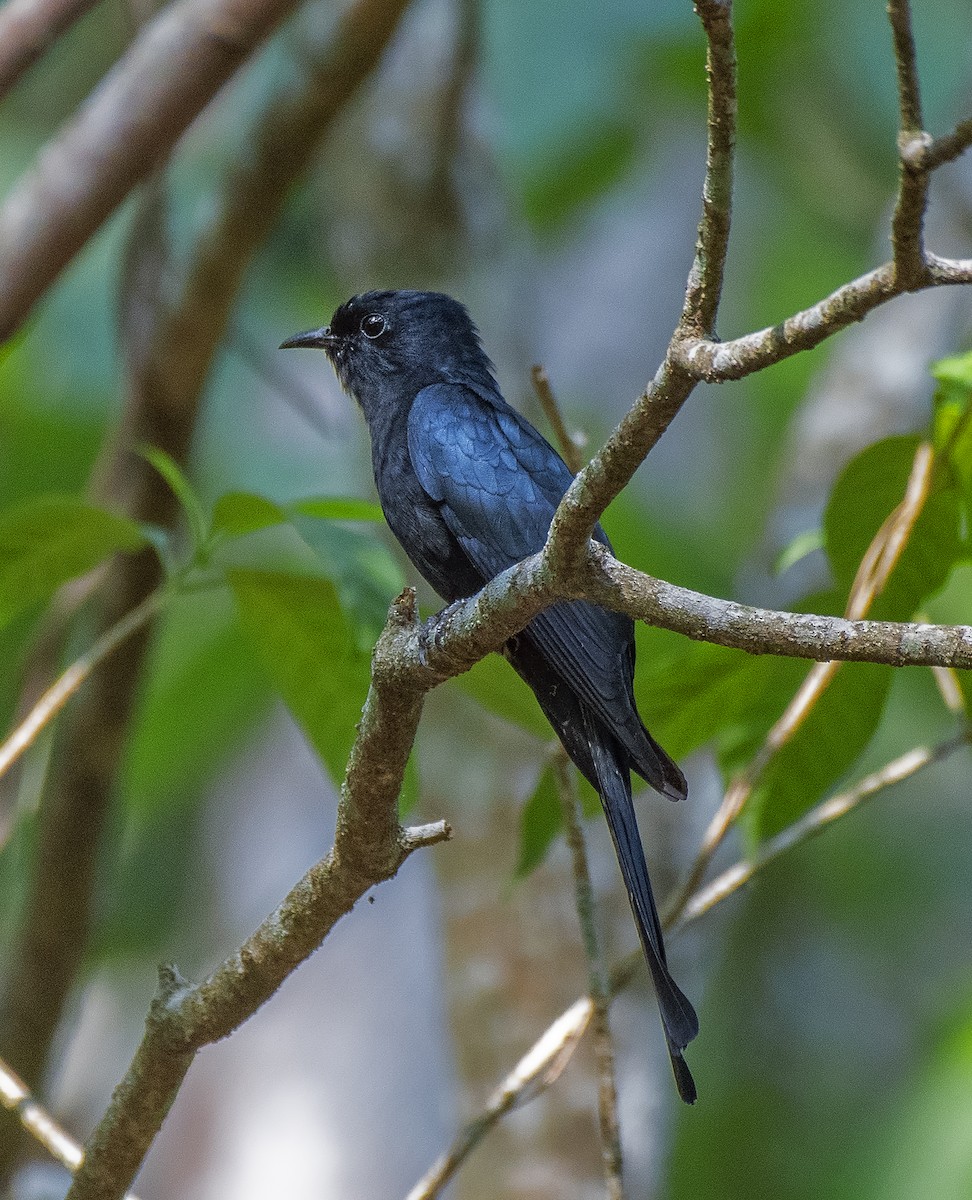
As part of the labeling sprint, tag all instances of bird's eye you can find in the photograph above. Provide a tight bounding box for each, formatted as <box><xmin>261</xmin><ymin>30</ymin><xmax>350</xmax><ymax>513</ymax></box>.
<box><xmin>361</xmin><ymin>314</ymin><xmax>386</xmax><ymax>339</ymax></box>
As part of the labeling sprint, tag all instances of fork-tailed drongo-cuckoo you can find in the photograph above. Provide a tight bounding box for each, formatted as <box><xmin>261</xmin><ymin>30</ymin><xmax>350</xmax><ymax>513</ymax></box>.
<box><xmin>282</xmin><ymin>290</ymin><xmax>699</xmax><ymax>1103</ymax></box>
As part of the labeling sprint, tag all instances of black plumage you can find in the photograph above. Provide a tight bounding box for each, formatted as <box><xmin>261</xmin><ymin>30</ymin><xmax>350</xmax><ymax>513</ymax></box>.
<box><xmin>281</xmin><ymin>290</ymin><xmax>699</xmax><ymax>1102</ymax></box>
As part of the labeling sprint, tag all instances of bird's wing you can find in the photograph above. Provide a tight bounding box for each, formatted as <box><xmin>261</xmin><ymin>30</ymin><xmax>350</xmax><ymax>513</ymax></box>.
<box><xmin>408</xmin><ymin>381</ymin><xmax>574</xmax><ymax>568</ymax></box>
<box><xmin>407</xmin><ymin>382</ymin><xmax>655</xmax><ymax>757</ymax></box>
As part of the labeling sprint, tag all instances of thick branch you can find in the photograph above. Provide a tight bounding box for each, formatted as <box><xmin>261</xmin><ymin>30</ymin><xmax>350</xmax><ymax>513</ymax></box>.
<box><xmin>64</xmin><ymin>591</ymin><xmax>450</xmax><ymax>1200</ymax></box>
<box><xmin>424</xmin><ymin>543</ymin><xmax>972</xmax><ymax>673</ymax></box>
<box><xmin>0</xmin><ymin>0</ymin><xmax>301</xmax><ymax>341</ymax></box>
<box><xmin>583</xmin><ymin>546</ymin><xmax>972</xmax><ymax>668</ymax></box>
<box><xmin>0</xmin><ymin>0</ymin><xmax>102</xmax><ymax>99</ymax></box>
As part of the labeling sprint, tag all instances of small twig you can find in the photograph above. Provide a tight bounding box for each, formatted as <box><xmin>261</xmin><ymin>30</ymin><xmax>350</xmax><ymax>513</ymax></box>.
<box><xmin>531</xmin><ymin>365</ymin><xmax>585</xmax><ymax>475</ymax></box>
<box><xmin>681</xmin><ymin>0</ymin><xmax>737</xmax><ymax>336</ymax></box>
<box><xmin>0</xmin><ymin>589</ymin><xmax>164</xmax><ymax>783</ymax></box>
<box><xmin>664</xmin><ymin>439</ymin><xmax>935</xmax><ymax>921</ymax></box>
<box><xmin>888</xmin><ymin>0</ymin><xmax>931</xmax><ymax>284</ymax></box>
<box><xmin>679</xmin><ymin>732</ymin><xmax>970</xmax><ymax>924</ymax></box>
<box><xmin>888</xmin><ymin>0</ymin><xmax>923</xmax><ymax>133</ymax></box>
<box><xmin>913</xmin><ymin>115</ymin><xmax>972</xmax><ymax>172</ymax></box>
<box><xmin>1</xmin><ymin>1055</ymin><xmax>81</xmax><ymax>1173</ymax></box>
<box><xmin>545</xmin><ymin>0</ymin><xmax>737</xmax><ymax>566</ymax></box>
<box><xmin>412</xmin><ymin>728</ymin><xmax>968</xmax><ymax>1192</ymax></box>
<box><xmin>554</xmin><ymin>753</ymin><xmax>624</xmax><ymax>1199</ymax></box>
<box><xmin>405</xmin><ymin>997</ymin><xmax>594</xmax><ymax>1200</ymax></box>
<box><xmin>0</xmin><ymin>1057</ymin><xmax>146</xmax><ymax>1199</ymax></box>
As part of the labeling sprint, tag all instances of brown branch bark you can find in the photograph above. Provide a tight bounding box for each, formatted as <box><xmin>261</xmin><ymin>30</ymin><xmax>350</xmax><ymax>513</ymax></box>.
<box><xmin>0</xmin><ymin>0</ymin><xmax>301</xmax><ymax>342</ymax></box>
<box><xmin>0</xmin><ymin>0</ymin><xmax>103</xmax><ymax>99</ymax></box>
<box><xmin>62</xmin><ymin>591</ymin><xmax>450</xmax><ymax>1200</ymax></box>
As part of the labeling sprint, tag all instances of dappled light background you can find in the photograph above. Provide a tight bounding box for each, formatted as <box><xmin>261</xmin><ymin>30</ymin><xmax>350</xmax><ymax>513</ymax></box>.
<box><xmin>2</xmin><ymin>0</ymin><xmax>972</xmax><ymax>1197</ymax></box>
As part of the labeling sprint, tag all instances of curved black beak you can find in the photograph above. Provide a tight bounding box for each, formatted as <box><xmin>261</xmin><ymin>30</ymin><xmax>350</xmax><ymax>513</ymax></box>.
<box><xmin>279</xmin><ymin>327</ymin><xmax>336</xmax><ymax>351</ymax></box>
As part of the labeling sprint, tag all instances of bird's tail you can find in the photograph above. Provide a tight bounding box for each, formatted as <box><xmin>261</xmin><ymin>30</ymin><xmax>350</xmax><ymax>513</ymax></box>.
<box><xmin>584</xmin><ymin>711</ymin><xmax>699</xmax><ymax>1104</ymax></box>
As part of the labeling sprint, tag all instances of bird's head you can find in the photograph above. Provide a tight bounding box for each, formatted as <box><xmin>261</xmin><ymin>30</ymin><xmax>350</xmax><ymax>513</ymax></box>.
<box><xmin>280</xmin><ymin>290</ymin><xmax>496</xmax><ymax>412</ymax></box>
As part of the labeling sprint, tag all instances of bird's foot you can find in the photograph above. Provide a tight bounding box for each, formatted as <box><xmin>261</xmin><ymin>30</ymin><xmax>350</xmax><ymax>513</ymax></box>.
<box><xmin>417</xmin><ymin>598</ymin><xmax>467</xmax><ymax>671</ymax></box>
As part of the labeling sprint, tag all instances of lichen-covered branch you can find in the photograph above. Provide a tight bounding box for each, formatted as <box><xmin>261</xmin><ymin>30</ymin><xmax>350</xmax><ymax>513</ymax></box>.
<box><xmin>63</xmin><ymin>591</ymin><xmax>450</xmax><ymax>1200</ymax></box>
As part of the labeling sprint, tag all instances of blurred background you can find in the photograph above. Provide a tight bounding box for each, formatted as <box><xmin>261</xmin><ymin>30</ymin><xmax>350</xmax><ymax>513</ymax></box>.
<box><xmin>2</xmin><ymin>0</ymin><xmax>972</xmax><ymax>1196</ymax></box>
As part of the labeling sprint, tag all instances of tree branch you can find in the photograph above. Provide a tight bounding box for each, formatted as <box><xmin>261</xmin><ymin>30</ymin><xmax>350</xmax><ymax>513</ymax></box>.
<box><xmin>408</xmin><ymin>729</ymin><xmax>969</xmax><ymax>1194</ymax></box>
<box><xmin>681</xmin><ymin>0</ymin><xmax>736</xmax><ymax>336</ymax></box>
<box><xmin>0</xmin><ymin>0</ymin><xmax>102</xmax><ymax>100</ymax></box>
<box><xmin>888</xmin><ymin>0</ymin><xmax>931</xmax><ymax>284</ymax></box>
<box><xmin>63</xmin><ymin>590</ymin><xmax>450</xmax><ymax>1200</ymax></box>
<box><xmin>673</xmin><ymin>256</ymin><xmax>972</xmax><ymax>383</ymax></box>
<box><xmin>0</xmin><ymin>2</ymin><xmax>414</xmax><ymax>1175</ymax></box>
<box><xmin>546</xmin><ymin>0</ymin><xmax>737</xmax><ymax>566</ymax></box>
<box><xmin>0</xmin><ymin>0</ymin><xmax>302</xmax><ymax>342</ymax></box>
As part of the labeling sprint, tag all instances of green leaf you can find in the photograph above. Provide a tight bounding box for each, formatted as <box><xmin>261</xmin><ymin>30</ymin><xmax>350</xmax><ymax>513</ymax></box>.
<box><xmin>289</xmin><ymin>516</ymin><xmax>404</xmax><ymax>647</ymax></box>
<box><xmin>824</xmin><ymin>435</ymin><xmax>962</xmax><ymax>617</ymax></box>
<box><xmin>456</xmin><ymin>652</ymin><xmax>551</xmax><ymax>739</ymax></box>
<box><xmin>745</xmin><ymin>434</ymin><xmax>966</xmax><ymax>841</ymax></box>
<box><xmin>0</xmin><ymin>495</ymin><xmax>146</xmax><ymax>630</ymax></box>
<box><xmin>931</xmin><ymin>348</ymin><xmax>972</xmax><ymax>391</ymax></box>
<box><xmin>775</xmin><ymin>528</ymin><xmax>824</xmax><ymax>576</ymax></box>
<box><xmin>124</xmin><ymin>589</ymin><xmax>270</xmax><ymax>812</ymax></box>
<box><xmin>514</xmin><ymin>762</ymin><xmax>563</xmax><ymax>878</ymax></box>
<box><xmin>211</xmin><ymin>491</ymin><xmax>287</xmax><ymax>539</ymax></box>
<box><xmin>289</xmin><ymin>496</ymin><xmax>385</xmax><ymax>523</ymax></box>
<box><xmin>139</xmin><ymin>445</ymin><xmax>207</xmax><ymax>553</ymax></box>
<box><xmin>635</xmin><ymin>638</ymin><xmax>806</xmax><ymax>769</ymax></box>
<box><xmin>747</xmin><ymin>661</ymin><xmax>893</xmax><ymax>842</ymax></box>
<box><xmin>228</xmin><ymin>569</ymin><xmax>417</xmax><ymax>810</ymax></box>
<box><xmin>932</xmin><ymin>352</ymin><xmax>972</xmax><ymax>508</ymax></box>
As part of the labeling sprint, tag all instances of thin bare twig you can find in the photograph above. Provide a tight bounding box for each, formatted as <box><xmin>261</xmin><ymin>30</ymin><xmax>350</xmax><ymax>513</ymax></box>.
<box><xmin>681</xmin><ymin>0</ymin><xmax>736</xmax><ymax>337</ymax></box>
<box><xmin>531</xmin><ymin>365</ymin><xmax>585</xmax><ymax>475</ymax></box>
<box><xmin>888</xmin><ymin>0</ymin><xmax>931</xmax><ymax>284</ymax></box>
<box><xmin>1</xmin><ymin>1055</ymin><xmax>81</xmax><ymax>1173</ymax></box>
<box><xmin>912</xmin><ymin>115</ymin><xmax>972</xmax><ymax>172</ymax></box>
<box><xmin>0</xmin><ymin>1057</ymin><xmax>145</xmax><ymax>1199</ymax></box>
<box><xmin>555</xmin><ymin>754</ymin><xmax>623</xmax><ymax>1199</ymax></box>
<box><xmin>0</xmin><ymin>589</ymin><xmax>163</xmax><ymax>783</ymax></box>
<box><xmin>679</xmin><ymin>732</ymin><xmax>970</xmax><ymax>924</ymax></box>
<box><xmin>412</xmin><ymin>728</ymin><xmax>968</xmax><ymax>1192</ymax></box>
<box><xmin>405</xmin><ymin>997</ymin><xmax>594</xmax><ymax>1200</ymax></box>
<box><xmin>664</xmin><ymin>439</ymin><xmax>935</xmax><ymax>921</ymax></box>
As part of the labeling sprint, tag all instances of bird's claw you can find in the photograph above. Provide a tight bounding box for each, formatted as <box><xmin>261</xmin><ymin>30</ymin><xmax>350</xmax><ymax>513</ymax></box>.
<box><xmin>417</xmin><ymin>599</ymin><xmax>466</xmax><ymax>671</ymax></box>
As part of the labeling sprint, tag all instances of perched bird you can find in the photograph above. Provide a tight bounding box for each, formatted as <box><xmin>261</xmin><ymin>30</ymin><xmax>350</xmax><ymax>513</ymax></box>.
<box><xmin>282</xmin><ymin>290</ymin><xmax>699</xmax><ymax>1102</ymax></box>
